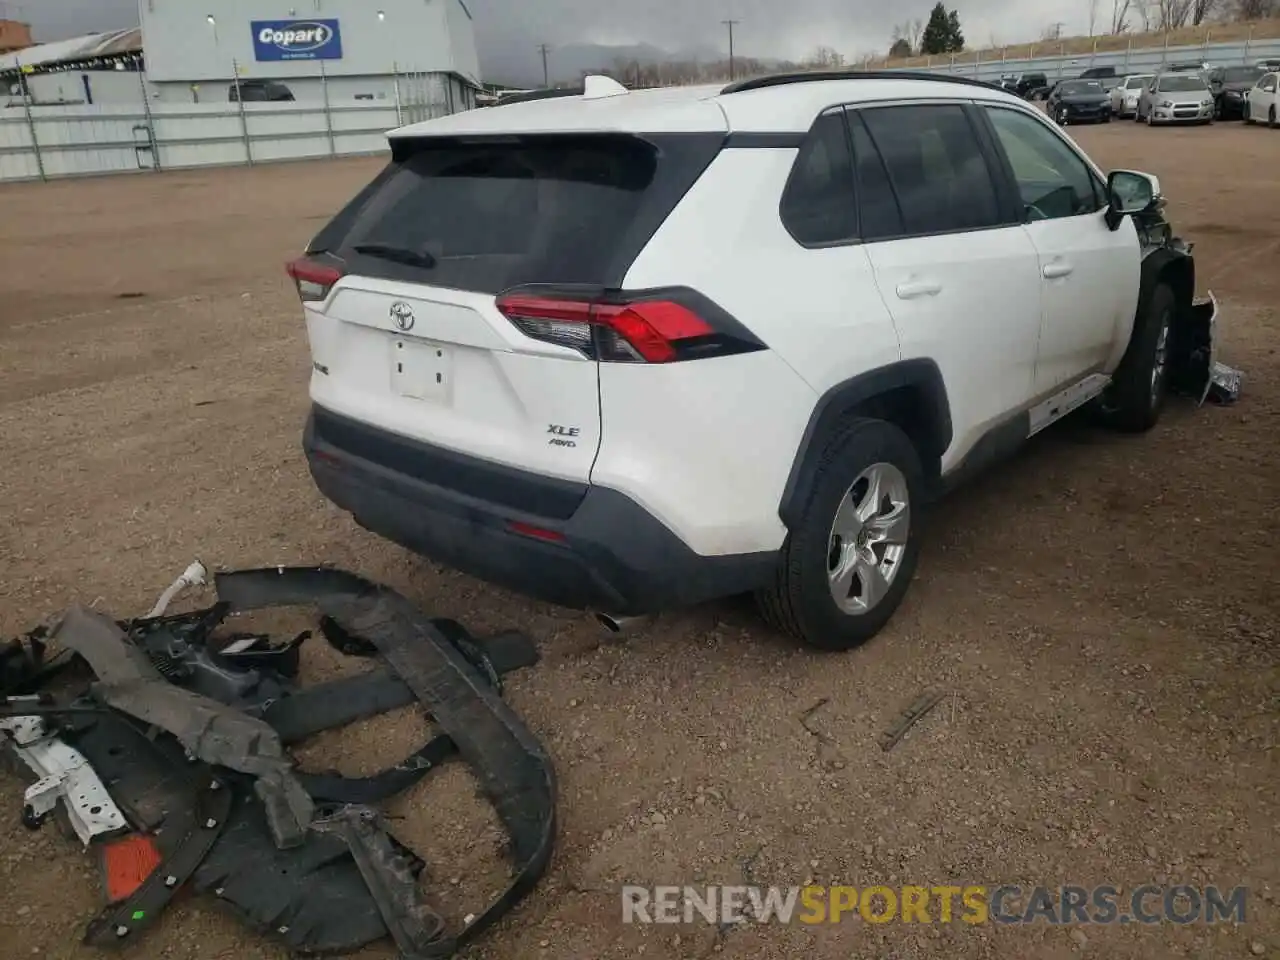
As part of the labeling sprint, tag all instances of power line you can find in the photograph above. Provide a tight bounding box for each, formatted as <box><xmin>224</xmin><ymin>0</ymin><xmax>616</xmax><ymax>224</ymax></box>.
<box><xmin>537</xmin><ymin>43</ymin><xmax>550</xmax><ymax>87</ymax></box>
<box><xmin>721</xmin><ymin>19</ymin><xmax>740</xmax><ymax>81</ymax></box>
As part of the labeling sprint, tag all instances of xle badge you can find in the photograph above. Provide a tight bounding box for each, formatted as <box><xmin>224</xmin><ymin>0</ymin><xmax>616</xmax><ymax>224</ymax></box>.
<box><xmin>547</xmin><ymin>424</ymin><xmax>579</xmax><ymax>448</ymax></box>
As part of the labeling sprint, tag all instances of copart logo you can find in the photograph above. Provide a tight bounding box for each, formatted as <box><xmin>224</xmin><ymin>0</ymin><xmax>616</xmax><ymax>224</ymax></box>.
<box><xmin>257</xmin><ymin>22</ymin><xmax>334</xmax><ymax>53</ymax></box>
<box><xmin>390</xmin><ymin>301</ymin><xmax>415</xmax><ymax>332</ymax></box>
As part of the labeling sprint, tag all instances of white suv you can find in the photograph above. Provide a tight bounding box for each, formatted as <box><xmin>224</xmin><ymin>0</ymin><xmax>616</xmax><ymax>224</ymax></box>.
<box><xmin>292</xmin><ymin>71</ymin><xmax>1215</xmax><ymax>651</ymax></box>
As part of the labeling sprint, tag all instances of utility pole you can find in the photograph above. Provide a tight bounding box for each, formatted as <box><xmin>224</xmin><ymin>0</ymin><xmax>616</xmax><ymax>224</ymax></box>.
<box><xmin>722</xmin><ymin>19</ymin><xmax>740</xmax><ymax>81</ymax></box>
<box><xmin>537</xmin><ymin>43</ymin><xmax>551</xmax><ymax>87</ymax></box>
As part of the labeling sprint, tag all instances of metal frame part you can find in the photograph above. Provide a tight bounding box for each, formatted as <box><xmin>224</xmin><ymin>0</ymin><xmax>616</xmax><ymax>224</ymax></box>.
<box><xmin>0</xmin><ymin>712</ymin><xmax>128</xmax><ymax>844</ymax></box>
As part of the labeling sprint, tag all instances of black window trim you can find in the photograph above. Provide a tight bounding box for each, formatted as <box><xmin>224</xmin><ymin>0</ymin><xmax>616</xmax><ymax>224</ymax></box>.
<box><xmin>973</xmin><ymin>102</ymin><xmax>1109</xmax><ymax>224</ymax></box>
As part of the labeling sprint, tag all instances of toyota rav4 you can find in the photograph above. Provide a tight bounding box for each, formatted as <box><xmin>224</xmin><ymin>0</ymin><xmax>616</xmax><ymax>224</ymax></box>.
<box><xmin>292</xmin><ymin>71</ymin><xmax>1218</xmax><ymax>651</ymax></box>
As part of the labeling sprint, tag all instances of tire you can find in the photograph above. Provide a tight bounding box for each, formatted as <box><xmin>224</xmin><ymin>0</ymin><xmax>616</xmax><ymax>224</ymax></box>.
<box><xmin>1057</xmin><ymin>106</ymin><xmax>1069</xmax><ymax>125</ymax></box>
<box><xmin>1243</xmin><ymin>102</ymin><xmax>1252</xmax><ymax>124</ymax></box>
<box><xmin>756</xmin><ymin>418</ymin><xmax>924</xmax><ymax>652</ymax></box>
<box><xmin>1270</xmin><ymin>105</ymin><xmax>1277</xmax><ymax>129</ymax></box>
<box><xmin>1098</xmin><ymin>284</ymin><xmax>1175</xmax><ymax>433</ymax></box>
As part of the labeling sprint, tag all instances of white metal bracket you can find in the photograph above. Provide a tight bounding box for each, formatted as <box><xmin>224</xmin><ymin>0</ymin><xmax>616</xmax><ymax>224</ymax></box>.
<box><xmin>0</xmin><ymin>713</ymin><xmax>128</xmax><ymax>845</ymax></box>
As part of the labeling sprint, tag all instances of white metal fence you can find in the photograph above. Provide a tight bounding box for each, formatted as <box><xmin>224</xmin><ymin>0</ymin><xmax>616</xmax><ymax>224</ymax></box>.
<box><xmin>0</xmin><ymin>71</ymin><xmax>453</xmax><ymax>183</ymax></box>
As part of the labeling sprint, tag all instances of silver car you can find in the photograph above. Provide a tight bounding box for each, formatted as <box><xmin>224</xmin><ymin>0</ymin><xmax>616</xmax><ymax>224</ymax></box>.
<box><xmin>1111</xmin><ymin>74</ymin><xmax>1153</xmax><ymax>117</ymax></box>
<box><xmin>1136</xmin><ymin>72</ymin><xmax>1214</xmax><ymax>125</ymax></box>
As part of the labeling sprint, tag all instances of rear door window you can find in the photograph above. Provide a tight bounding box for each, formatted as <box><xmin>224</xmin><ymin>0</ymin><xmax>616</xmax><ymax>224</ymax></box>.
<box><xmin>329</xmin><ymin>135</ymin><xmax>671</xmax><ymax>294</ymax></box>
<box><xmin>858</xmin><ymin>104</ymin><xmax>1004</xmax><ymax>237</ymax></box>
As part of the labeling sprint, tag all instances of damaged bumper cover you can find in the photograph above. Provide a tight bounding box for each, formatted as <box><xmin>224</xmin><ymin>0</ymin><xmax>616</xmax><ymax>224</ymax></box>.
<box><xmin>214</xmin><ymin>567</ymin><xmax>556</xmax><ymax>958</ymax></box>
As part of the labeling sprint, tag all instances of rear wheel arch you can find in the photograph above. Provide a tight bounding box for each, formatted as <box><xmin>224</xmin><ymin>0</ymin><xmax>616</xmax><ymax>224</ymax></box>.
<box><xmin>779</xmin><ymin>359</ymin><xmax>952</xmax><ymax>529</ymax></box>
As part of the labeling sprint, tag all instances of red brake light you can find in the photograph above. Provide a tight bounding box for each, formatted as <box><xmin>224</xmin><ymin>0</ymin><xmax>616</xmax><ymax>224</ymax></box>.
<box><xmin>495</xmin><ymin>293</ymin><xmax>714</xmax><ymax>363</ymax></box>
<box><xmin>287</xmin><ymin>257</ymin><xmax>344</xmax><ymax>303</ymax></box>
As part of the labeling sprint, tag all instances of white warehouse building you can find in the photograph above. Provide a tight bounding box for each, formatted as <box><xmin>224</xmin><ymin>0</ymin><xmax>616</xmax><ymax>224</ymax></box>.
<box><xmin>139</xmin><ymin>0</ymin><xmax>481</xmax><ymax>107</ymax></box>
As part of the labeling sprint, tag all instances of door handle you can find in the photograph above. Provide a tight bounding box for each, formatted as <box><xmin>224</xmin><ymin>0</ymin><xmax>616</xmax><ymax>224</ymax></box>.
<box><xmin>895</xmin><ymin>280</ymin><xmax>942</xmax><ymax>300</ymax></box>
<box><xmin>1042</xmin><ymin>261</ymin><xmax>1074</xmax><ymax>279</ymax></box>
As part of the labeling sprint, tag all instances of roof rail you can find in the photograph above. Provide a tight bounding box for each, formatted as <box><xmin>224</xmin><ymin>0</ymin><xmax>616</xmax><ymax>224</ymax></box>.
<box><xmin>496</xmin><ymin>85</ymin><xmax>583</xmax><ymax>106</ymax></box>
<box><xmin>721</xmin><ymin>69</ymin><xmax>1003</xmax><ymax>95</ymax></box>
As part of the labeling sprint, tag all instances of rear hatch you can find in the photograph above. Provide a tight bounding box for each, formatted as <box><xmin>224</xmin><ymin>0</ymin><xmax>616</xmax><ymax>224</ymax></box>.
<box><xmin>295</xmin><ymin>131</ymin><xmax>719</xmax><ymax>495</ymax></box>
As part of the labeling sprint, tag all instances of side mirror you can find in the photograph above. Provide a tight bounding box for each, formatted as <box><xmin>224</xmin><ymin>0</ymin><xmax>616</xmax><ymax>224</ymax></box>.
<box><xmin>1105</xmin><ymin>170</ymin><xmax>1160</xmax><ymax>231</ymax></box>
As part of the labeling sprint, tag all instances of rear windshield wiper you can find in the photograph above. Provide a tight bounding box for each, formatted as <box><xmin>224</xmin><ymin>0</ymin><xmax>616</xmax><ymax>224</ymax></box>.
<box><xmin>352</xmin><ymin>243</ymin><xmax>437</xmax><ymax>269</ymax></box>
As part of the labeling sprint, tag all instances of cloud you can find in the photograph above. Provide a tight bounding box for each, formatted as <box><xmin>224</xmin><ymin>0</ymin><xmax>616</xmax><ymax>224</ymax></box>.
<box><xmin>25</xmin><ymin>0</ymin><xmax>1092</xmax><ymax>80</ymax></box>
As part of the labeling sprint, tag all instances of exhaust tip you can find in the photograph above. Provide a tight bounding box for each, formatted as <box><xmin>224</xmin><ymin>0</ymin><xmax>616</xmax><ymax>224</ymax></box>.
<box><xmin>595</xmin><ymin>612</ymin><xmax>624</xmax><ymax>633</ymax></box>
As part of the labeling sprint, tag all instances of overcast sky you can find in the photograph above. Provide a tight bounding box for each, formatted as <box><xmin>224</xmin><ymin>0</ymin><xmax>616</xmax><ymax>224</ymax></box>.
<box><xmin>13</xmin><ymin>0</ymin><xmax>1100</xmax><ymax>66</ymax></box>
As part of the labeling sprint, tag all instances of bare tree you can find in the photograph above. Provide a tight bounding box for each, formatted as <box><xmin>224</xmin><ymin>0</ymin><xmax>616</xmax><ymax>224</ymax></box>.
<box><xmin>1041</xmin><ymin>21</ymin><xmax>1065</xmax><ymax>39</ymax></box>
<box><xmin>1133</xmin><ymin>0</ymin><xmax>1154</xmax><ymax>28</ymax></box>
<box><xmin>1089</xmin><ymin>0</ymin><xmax>1102</xmax><ymax>34</ymax></box>
<box><xmin>892</xmin><ymin>18</ymin><xmax>925</xmax><ymax>54</ymax></box>
<box><xmin>1191</xmin><ymin>0</ymin><xmax>1217</xmax><ymax>21</ymax></box>
<box><xmin>1154</xmin><ymin>0</ymin><xmax>1194</xmax><ymax>27</ymax></box>
<box><xmin>806</xmin><ymin>45</ymin><xmax>846</xmax><ymax>68</ymax></box>
<box><xmin>1110</xmin><ymin>0</ymin><xmax>1132</xmax><ymax>32</ymax></box>
<box><xmin>1232</xmin><ymin>0</ymin><xmax>1275</xmax><ymax>17</ymax></box>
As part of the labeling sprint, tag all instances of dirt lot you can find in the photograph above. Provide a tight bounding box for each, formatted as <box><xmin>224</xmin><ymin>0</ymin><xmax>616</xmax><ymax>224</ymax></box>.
<box><xmin>0</xmin><ymin>122</ymin><xmax>1277</xmax><ymax>960</ymax></box>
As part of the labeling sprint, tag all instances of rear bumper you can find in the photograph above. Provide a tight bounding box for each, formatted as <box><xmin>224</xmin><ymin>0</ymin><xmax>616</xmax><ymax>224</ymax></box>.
<box><xmin>303</xmin><ymin>406</ymin><xmax>778</xmax><ymax>616</ymax></box>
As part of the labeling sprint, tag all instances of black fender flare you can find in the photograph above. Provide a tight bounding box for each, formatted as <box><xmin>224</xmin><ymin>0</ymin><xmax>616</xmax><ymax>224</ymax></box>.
<box><xmin>778</xmin><ymin>359</ymin><xmax>953</xmax><ymax>529</ymax></box>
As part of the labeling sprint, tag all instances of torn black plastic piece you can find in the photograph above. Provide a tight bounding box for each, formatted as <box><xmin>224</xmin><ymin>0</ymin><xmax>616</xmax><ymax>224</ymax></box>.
<box><xmin>311</xmin><ymin>805</ymin><xmax>447</xmax><ymax>958</ymax></box>
<box><xmin>82</xmin><ymin>769</ymin><xmax>232</xmax><ymax>948</ymax></box>
<box><xmin>50</xmin><ymin>605</ymin><xmax>314</xmax><ymax>849</ymax></box>
<box><xmin>214</xmin><ymin>567</ymin><xmax>557</xmax><ymax>957</ymax></box>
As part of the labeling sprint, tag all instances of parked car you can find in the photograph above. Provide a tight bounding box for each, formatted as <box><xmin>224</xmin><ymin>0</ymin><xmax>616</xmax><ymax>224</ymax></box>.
<box><xmin>1079</xmin><ymin>65</ymin><xmax>1117</xmax><ymax>79</ymax></box>
<box><xmin>1254</xmin><ymin>58</ymin><xmax>1280</xmax><ymax>71</ymax></box>
<box><xmin>1244</xmin><ymin>71</ymin><xmax>1279</xmax><ymax>126</ymax></box>
<box><xmin>1208</xmin><ymin>65</ymin><xmax>1265</xmax><ymax>119</ymax></box>
<box><xmin>1014</xmin><ymin>72</ymin><xmax>1048</xmax><ymax>98</ymax></box>
<box><xmin>290</xmin><ymin>70</ymin><xmax>1213</xmax><ymax>650</ymax></box>
<box><xmin>229</xmin><ymin>80</ymin><xmax>295</xmax><ymax>103</ymax></box>
<box><xmin>1046</xmin><ymin>78</ymin><xmax>1112</xmax><ymax>124</ymax></box>
<box><xmin>1136</xmin><ymin>72</ymin><xmax>1214</xmax><ymax>125</ymax></box>
<box><xmin>1111</xmin><ymin>74</ymin><xmax>1153</xmax><ymax>117</ymax></box>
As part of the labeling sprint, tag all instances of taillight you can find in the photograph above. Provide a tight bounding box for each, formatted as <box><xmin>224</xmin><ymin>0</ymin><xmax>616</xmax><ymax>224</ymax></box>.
<box><xmin>496</xmin><ymin>289</ymin><xmax>752</xmax><ymax>364</ymax></box>
<box><xmin>286</xmin><ymin>257</ymin><xmax>344</xmax><ymax>303</ymax></box>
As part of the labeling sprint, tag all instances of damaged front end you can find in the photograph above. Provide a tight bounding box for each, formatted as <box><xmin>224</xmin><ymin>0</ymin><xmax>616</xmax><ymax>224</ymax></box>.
<box><xmin>0</xmin><ymin>566</ymin><xmax>556</xmax><ymax>959</ymax></box>
<box><xmin>1136</xmin><ymin>193</ymin><xmax>1243</xmax><ymax>406</ymax></box>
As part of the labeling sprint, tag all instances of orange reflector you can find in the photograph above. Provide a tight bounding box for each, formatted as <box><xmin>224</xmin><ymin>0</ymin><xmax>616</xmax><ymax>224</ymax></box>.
<box><xmin>101</xmin><ymin>834</ymin><xmax>162</xmax><ymax>903</ymax></box>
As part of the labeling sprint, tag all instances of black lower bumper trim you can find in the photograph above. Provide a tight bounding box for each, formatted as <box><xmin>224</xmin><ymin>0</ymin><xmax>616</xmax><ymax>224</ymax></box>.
<box><xmin>304</xmin><ymin>407</ymin><xmax>778</xmax><ymax>616</ymax></box>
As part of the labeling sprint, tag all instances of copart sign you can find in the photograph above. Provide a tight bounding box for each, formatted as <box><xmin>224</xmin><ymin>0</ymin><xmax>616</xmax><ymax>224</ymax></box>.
<box><xmin>251</xmin><ymin>19</ymin><xmax>343</xmax><ymax>61</ymax></box>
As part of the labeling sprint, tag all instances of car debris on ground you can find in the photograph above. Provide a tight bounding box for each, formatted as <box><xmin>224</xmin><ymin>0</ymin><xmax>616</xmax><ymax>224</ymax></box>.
<box><xmin>0</xmin><ymin>563</ymin><xmax>555</xmax><ymax>958</ymax></box>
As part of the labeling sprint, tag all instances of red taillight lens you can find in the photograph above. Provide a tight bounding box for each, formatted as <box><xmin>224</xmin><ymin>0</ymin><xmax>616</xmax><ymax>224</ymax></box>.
<box><xmin>496</xmin><ymin>293</ymin><xmax>714</xmax><ymax>363</ymax></box>
<box><xmin>286</xmin><ymin>258</ymin><xmax>344</xmax><ymax>303</ymax></box>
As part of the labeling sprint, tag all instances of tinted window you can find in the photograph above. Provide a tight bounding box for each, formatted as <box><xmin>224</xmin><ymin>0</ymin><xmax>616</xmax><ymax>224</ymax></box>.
<box><xmin>848</xmin><ymin>114</ymin><xmax>903</xmax><ymax>240</ymax></box>
<box><xmin>986</xmin><ymin>108</ymin><xmax>1100</xmax><ymax>221</ymax></box>
<box><xmin>332</xmin><ymin>135</ymin><xmax>662</xmax><ymax>293</ymax></box>
<box><xmin>1223</xmin><ymin>67</ymin><xmax>1263</xmax><ymax>82</ymax></box>
<box><xmin>1157</xmin><ymin>75</ymin><xmax>1208</xmax><ymax>92</ymax></box>
<box><xmin>859</xmin><ymin>104</ymin><xmax>1002</xmax><ymax>237</ymax></box>
<box><xmin>1059</xmin><ymin>80</ymin><xmax>1104</xmax><ymax>95</ymax></box>
<box><xmin>1264</xmin><ymin>74</ymin><xmax>1278</xmax><ymax>92</ymax></box>
<box><xmin>779</xmin><ymin>110</ymin><xmax>858</xmax><ymax>245</ymax></box>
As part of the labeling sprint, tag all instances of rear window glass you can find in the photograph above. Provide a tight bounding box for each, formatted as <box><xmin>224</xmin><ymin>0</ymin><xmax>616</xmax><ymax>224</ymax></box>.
<box><xmin>334</xmin><ymin>135</ymin><xmax>660</xmax><ymax>294</ymax></box>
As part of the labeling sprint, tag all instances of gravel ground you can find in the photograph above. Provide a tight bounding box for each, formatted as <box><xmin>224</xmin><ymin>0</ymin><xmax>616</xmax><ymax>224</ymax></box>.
<box><xmin>0</xmin><ymin>121</ymin><xmax>1276</xmax><ymax>960</ymax></box>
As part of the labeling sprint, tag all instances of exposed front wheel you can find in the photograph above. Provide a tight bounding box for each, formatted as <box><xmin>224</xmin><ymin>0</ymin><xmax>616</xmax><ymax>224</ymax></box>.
<box><xmin>1270</xmin><ymin>106</ymin><xmax>1278</xmax><ymax>129</ymax></box>
<box><xmin>757</xmin><ymin>419</ymin><xmax>924</xmax><ymax>652</ymax></box>
<box><xmin>1057</xmin><ymin>106</ymin><xmax>1069</xmax><ymax>125</ymax></box>
<box><xmin>1097</xmin><ymin>284</ymin><xmax>1175</xmax><ymax>433</ymax></box>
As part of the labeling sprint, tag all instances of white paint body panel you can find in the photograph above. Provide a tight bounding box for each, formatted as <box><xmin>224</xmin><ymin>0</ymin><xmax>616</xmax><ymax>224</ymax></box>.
<box><xmin>864</xmin><ymin>227</ymin><xmax>1042</xmax><ymax>473</ymax></box>
<box><xmin>306</xmin><ymin>77</ymin><xmax>1149</xmax><ymax>562</ymax></box>
<box><xmin>1023</xmin><ymin>210</ymin><xmax>1141</xmax><ymax>393</ymax></box>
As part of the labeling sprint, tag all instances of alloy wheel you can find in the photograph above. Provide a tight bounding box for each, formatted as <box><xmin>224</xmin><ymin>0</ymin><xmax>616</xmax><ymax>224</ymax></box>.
<box><xmin>826</xmin><ymin>463</ymin><xmax>910</xmax><ymax>616</ymax></box>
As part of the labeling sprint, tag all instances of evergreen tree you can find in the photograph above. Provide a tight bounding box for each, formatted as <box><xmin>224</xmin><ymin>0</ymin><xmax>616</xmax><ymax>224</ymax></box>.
<box><xmin>920</xmin><ymin>2</ymin><xmax>951</xmax><ymax>55</ymax></box>
<box><xmin>946</xmin><ymin>10</ymin><xmax>965</xmax><ymax>52</ymax></box>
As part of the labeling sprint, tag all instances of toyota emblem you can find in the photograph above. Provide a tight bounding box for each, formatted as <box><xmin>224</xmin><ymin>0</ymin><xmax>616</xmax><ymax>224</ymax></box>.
<box><xmin>390</xmin><ymin>301</ymin><xmax>415</xmax><ymax>332</ymax></box>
